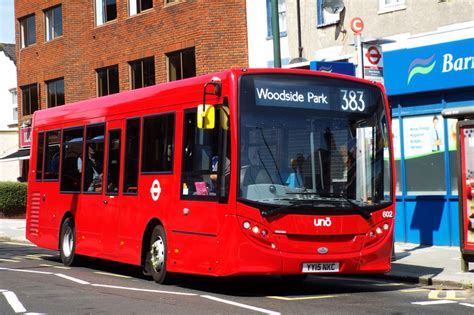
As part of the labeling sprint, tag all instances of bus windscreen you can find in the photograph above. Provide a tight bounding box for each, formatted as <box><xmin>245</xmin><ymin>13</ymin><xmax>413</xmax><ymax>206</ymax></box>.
<box><xmin>238</xmin><ymin>74</ymin><xmax>392</xmax><ymax>215</ymax></box>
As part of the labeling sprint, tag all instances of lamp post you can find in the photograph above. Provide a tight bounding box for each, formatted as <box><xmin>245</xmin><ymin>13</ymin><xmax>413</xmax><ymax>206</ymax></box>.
<box><xmin>271</xmin><ymin>0</ymin><xmax>281</xmax><ymax>68</ymax></box>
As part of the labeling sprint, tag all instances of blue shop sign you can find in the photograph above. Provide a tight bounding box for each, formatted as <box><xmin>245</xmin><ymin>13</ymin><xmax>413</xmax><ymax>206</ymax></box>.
<box><xmin>384</xmin><ymin>38</ymin><xmax>474</xmax><ymax>95</ymax></box>
<box><xmin>310</xmin><ymin>61</ymin><xmax>356</xmax><ymax>76</ymax></box>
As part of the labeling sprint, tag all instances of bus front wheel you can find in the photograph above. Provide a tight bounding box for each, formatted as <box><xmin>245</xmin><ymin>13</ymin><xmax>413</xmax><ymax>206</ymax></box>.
<box><xmin>60</xmin><ymin>217</ymin><xmax>77</xmax><ymax>266</ymax></box>
<box><xmin>147</xmin><ymin>225</ymin><xmax>172</xmax><ymax>284</ymax></box>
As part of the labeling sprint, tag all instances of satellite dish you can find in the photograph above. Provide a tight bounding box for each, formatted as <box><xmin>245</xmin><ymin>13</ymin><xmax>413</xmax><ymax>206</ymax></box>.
<box><xmin>323</xmin><ymin>0</ymin><xmax>345</xmax><ymax>14</ymax></box>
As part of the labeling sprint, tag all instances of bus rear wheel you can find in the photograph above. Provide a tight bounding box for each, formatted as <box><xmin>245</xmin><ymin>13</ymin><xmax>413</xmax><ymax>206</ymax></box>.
<box><xmin>147</xmin><ymin>225</ymin><xmax>172</xmax><ymax>284</ymax></box>
<box><xmin>60</xmin><ymin>217</ymin><xmax>77</xmax><ymax>266</ymax></box>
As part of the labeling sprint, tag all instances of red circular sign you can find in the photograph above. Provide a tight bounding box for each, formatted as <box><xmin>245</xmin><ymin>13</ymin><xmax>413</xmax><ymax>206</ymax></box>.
<box><xmin>350</xmin><ymin>17</ymin><xmax>364</xmax><ymax>34</ymax></box>
<box><xmin>365</xmin><ymin>46</ymin><xmax>381</xmax><ymax>65</ymax></box>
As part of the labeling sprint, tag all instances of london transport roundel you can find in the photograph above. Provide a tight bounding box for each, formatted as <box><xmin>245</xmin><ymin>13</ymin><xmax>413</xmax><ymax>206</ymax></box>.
<box><xmin>150</xmin><ymin>179</ymin><xmax>162</xmax><ymax>201</ymax></box>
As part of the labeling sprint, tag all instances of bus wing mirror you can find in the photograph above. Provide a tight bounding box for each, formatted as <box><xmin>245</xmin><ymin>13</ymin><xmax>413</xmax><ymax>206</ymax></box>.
<box><xmin>197</xmin><ymin>104</ymin><xmax>215</xmax><ymax>129</ymax></box>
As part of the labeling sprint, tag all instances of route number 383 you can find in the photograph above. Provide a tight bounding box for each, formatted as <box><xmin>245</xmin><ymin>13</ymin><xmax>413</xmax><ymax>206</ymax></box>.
<box><xmin>341</xmin><ymin>90</ymin><xmax>365</xmax><ymax>112</ymax></box>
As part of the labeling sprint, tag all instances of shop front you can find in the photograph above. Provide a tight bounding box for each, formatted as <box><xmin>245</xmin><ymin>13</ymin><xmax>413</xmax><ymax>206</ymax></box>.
<box><xmin>384</xmin><ymin>37</ymin><xmax>474</xmax><ymax>246</ymax></box>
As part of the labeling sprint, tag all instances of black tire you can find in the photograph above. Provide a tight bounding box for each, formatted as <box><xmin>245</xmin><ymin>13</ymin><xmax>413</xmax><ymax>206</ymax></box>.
<box><xmin>59</xmin><ymin>217</ymin><xmax>77</xmax><ymax>266</ymax></box>
<box><xmin>146</xmin><ymin>225</ymin><xmax>172</xmax><ymax>284</ymax></box>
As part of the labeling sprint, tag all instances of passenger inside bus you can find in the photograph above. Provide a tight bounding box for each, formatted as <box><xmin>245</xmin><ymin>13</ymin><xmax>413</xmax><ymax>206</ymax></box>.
<box><xmin>82</xmin><ymin>145</ymin><xmax>103</xmax><ymax>192</ymax></box>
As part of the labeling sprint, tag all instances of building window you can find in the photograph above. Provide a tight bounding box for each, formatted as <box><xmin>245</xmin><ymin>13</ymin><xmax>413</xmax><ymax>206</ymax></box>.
<box><xmin>379</xmin><ymin>0</ymin><xmax>406</xmax><ymax>12</ymax></box>
<box><xmin>19</xmin><ymin>15</ymin><xmax>36</xmax><ymax>48</ymax></box>
<box><xmin>167</xmin><ymin>48</ymin><xmax>196</xmax><ymax>82</ymax></box>
<box><xmin>266</xmin><ymin>0</ymin><xmax>287</xmax><ymax>38</ymax></box>
<box><xmin>142</xmin><ymin>113</ymin><xmax>175</xmax><ymax>173</ymax></box>
<box><xmin>129</xmin><ymin>0</ymin><xmax>153</xmax><ymax>15</ymax></box>
<box><xmin>130</xmin><ymin>57</ymin><xmax>155</xmax><ymax>89</ymax></box>
<box><xmin>97</xmin><ymin>65</ymin><xmax>119</xmax><ymax>97</ymax></box>
<box><xmin>21</xmin><ymin>84</ymin><xmax>39</xmax><ymax>116</ymax></box>
<box><xmin>95</xmin><ymin>0</ymin><xmax>117</xmax><ymax>26</ymax></box>
<box><xmin>316</xmin><ymin>0</ymin><xmax>341</xmax><ymax>27</ymax></box>
<box><xmin>44</xmin><ymin>5</ymin><xmax>62</xmax><ymax>41</ymax></box>
<box><xmin>402</xmin><ymin>115</ymin><xmax>446</xmax><ymax>195</ymax></box>
<box><xmin>47</xmin><ymin>78</ymin><xmax>65</xmax><ymax>107</ymax></box>
<box><xmin>10</xmin><ymin>89</ymin><xmax>17</xmax><ymax>122</ymax></box>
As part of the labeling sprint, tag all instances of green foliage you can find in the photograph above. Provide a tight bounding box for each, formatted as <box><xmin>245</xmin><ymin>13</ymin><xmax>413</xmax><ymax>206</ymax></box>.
<box><xmin>0</xmin><ymin>182</ymin><xmax>27</xmax><ymax>217</ymax></box>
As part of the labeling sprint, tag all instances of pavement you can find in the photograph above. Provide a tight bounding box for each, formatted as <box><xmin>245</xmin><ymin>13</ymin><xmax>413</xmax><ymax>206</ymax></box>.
<box><xmin>1</xmin><ymin>218</ymin><xmax>474</xmax><ymax>289</ymax></box>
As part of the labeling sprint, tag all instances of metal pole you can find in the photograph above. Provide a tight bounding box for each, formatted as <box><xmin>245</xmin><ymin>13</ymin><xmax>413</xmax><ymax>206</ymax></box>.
<box><xmin>271</xmin><ymin>0</ymin><xmax>281</xmax><ymax>68</ymax></box>
<box><xmin>297</xmin><ymin>0</ymin><xmax>303</xmax><ymax>58</ymax></box>
<box><xmin>355</xmin><ymin>33</ymin><xmax>364</xmax><ymax>78</ymax></box>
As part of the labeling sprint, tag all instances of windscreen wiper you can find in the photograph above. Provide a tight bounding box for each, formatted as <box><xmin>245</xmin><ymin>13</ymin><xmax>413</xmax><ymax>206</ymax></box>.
<box><xmin>260</xmin><ymin>202</ymin><xmax>313</xmax><ymax>218</ymax></box>
<box><xmin>284</xmin><ymin>192</ymin><xmax>372</xmax><ymax>220</ymax></box>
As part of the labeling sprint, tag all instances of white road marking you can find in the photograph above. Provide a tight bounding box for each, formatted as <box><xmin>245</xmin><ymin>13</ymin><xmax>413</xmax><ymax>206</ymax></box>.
<box><xmin>201</xmin><ymin>295</ymin><xmax>280</xmax><ymax>315</ymax></box>
<box><xmin>2</xmin><ymin>242</ymin><xmax>36</xmax><ymax>247</ymax></box>
<box><xmin>0</xmin><ymin>267</ymin><xmax>53</xmax><ymax>275</ymax></box>
<box><xmin>2</xmin><ymin>290</ymin><xmax>27</xmax><ymax>313</ymax></box>
<box><xmin>91</xmin><ymin>284</ymin><xmax>197</xmax><ymax>296</ymax></box>
<box><xmin>55</xmin><ymin>273</ymin><xmax>90</xmax><ymax>285</ymax></box>
<box><xmin>412</xmin><ymin>300</ymin><xmax>458</xmax><ymax>306</ymax></box>
<box><xmin>460</xmin><ymin>303</ymin><xmax>474</xmax><ymax>308</ymax></box>
<box><xmin>94</xmin><ymin>271</ymin><xmax>131</xmax><ymax>279</ymax></box>
<box><xmin>267</xmin><ymin>295</ymin><xmax>338</xmax><ymax>301</ymax></box>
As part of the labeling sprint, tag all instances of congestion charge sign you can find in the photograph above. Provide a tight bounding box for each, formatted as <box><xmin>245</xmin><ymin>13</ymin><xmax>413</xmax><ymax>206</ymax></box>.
<box><xmin>254</xmin><ymin>80</ymin><xmax>368</xmax><ymax>113</ymax></box>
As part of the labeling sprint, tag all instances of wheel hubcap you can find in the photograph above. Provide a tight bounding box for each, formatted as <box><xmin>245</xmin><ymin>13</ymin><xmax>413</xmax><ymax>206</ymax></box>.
<box><xmin>62</xmin><ymin>227</ymin><xmax>73</xmax><ymax>257</ymax></box>
<box><xmin>150</xmin><ymin>236</ymin><xmax>165</xmax><ymax>272</ymax></box>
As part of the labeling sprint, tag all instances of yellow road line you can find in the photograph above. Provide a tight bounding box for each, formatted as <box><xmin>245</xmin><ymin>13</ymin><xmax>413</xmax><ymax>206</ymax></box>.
<box><xmin>94</xmin><ymin>271</ymin><xmax>131</xmax><ymax>279</ymax></box>
<box><xmin>267</xmin><ymin>295</ymin><xmax>338</xmax><ymax>301</ymax></box>
<box><xmin>400</xmin><ymin>288</ymin><xmax>430</xmax><ymax>293</ymax></box>
<box><xmin>374</xmin><ymin>283</ymin><xmax>404</xmax><ymax>287</ymax></box>
<box><xmin>428</xmin><ymin>290</ymin><xmax>466</xmax><ymax>300</ymax></box>
<box><xmin>0</xmin><ymin>258</ymin><xmax>21</xmax><ymax>263</ymax></box>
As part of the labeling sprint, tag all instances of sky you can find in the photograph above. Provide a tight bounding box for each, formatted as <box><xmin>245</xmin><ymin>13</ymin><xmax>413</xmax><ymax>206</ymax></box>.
<box><xmin>0</xmin><ymin>0</ymin><xmax>15</xmax><ymax>44</ymax></box>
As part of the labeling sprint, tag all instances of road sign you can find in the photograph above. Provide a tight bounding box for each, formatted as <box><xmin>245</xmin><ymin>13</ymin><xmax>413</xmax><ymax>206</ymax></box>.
<box><xmin>365</xmin><ymin>46</ymin><xmax>381</xmax><ymax>65</ymax></box>
<box><xmin>363</xmin><ymin>44</ymin><xmax>384</xmax><ymax>83</ymax></box>
<box><xmin>350</xmin><ymin>17</ymin><xmax>364</xmax><ymax>34</ymax></box>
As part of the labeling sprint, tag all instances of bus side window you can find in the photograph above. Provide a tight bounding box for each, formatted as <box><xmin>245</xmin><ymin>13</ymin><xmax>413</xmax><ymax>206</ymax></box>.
<box><xmin>60</xmin><ymin>127</ymin><xmax>84</xmax><ymax>193</ymax></box>
<box><xmin>141</xmin><ymin>113</ymin><xmax>175</xmax><ymax>173</ymax></box>
<box><xmin>106</xmin><ymin>129</ymin><xmax>121</xmax><ymax>195</ymax></box>
<box><xmin>83</xmin><ymin>124</ymin><xmax>105</xmax><ymax>193</ymax></box>
<box><xmin>123</xmin><ymin>118</ymin><xmax>140</xmax><ymax>194</ymax></box>
<box><xmin>44</xmin><ymin>130</ymin><xmax>61</xmax><ymax>181</ymax></box>
<box><xmin>36</xmin><ymin>132</ymin><xmax>44</xmax><ymax>181</ymax></box>
<box><xmin>181</xmin><ymin>109</ymin><xmax>220</xmax><ymax>198</ymax></box>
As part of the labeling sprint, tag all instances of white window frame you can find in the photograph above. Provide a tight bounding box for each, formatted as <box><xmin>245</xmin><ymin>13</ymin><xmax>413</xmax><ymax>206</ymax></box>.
<box><xmin>378</xmin><ymin>0</ymin><xmax>406</xmax><ymax>14</ymax></box>
<box><xmin>95</xmin><ymin>0</ymin><xmax>117</xmax><ymax>26</ymax></box>
<box><xmin>45</xmin><ymin>5</ymin><xmax>62</xmax><ymax>42</ymax></box>
<box><xmin>316</xmin><ymin>0</ymin><xmax>341</xmax><ymax>28</ymax></box>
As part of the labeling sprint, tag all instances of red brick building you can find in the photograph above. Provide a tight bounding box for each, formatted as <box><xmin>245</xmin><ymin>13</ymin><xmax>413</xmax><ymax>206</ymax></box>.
<box><xmin>15</xmin><ymin>0</ymin><xmax>249</xmax><ymax>126</ymax></box>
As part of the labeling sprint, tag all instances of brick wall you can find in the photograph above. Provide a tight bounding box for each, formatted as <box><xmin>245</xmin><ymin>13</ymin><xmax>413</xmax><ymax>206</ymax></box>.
<box><xmin>15</xmin><ymin>0</ymin><xmax>249</xmax><ymax>123</ymax></box>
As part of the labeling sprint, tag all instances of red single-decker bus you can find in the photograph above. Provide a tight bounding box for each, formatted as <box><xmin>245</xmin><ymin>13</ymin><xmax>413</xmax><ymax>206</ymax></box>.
<box><xmin>26</xmin><ymin>68</ymin><xmax>395</xmax><ymax>284</ymax></box>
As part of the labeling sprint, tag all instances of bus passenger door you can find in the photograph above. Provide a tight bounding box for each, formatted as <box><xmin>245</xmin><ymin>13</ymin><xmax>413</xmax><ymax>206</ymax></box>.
<box><xmin>101</xmin><ymin>121</ymin><xmax>123</xmax><ymax>258</ymax></box>
<box><xmin>171</xmin><ymin>108</ymin><xmax>229</xmax><ymax>274</ymax></box>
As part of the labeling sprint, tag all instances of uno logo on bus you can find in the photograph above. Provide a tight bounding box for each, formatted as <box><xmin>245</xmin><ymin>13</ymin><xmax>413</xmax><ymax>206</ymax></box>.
<box><xmin>382</xmin><ymin>211</ymin><xmax>393</xmax><ymax>218</ymax></box>
<box><xmin>150</xmin><ymin>179</ymin><xmax>162</xmax><ymax>201</ymax></box>
<box><xmin>314</xmin><ymin>217</ymin><xmax>332</xmax><ymax>227</ymax></box>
